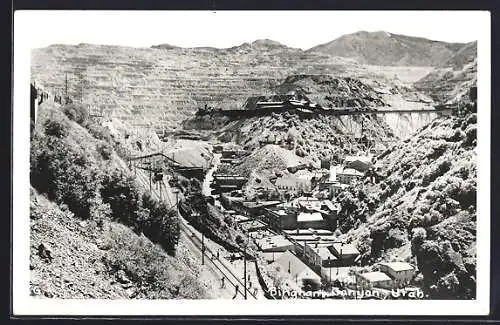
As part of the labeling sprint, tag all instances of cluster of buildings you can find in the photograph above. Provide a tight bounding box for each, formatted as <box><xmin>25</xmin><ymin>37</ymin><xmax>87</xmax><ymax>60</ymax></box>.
<box><xmin>239</xmin><ymin>205</ymin><xmax>416</xmax><ymax>293</ymax></box>
<box><xmin>211</xmin><ymin>143</ymin><xmax>412</xmax><ymax>296</ymax></box>
<box><xmin>273</xmin><ymin>154</ymin><xmax>376</xmax><ymax>199</ymax></box>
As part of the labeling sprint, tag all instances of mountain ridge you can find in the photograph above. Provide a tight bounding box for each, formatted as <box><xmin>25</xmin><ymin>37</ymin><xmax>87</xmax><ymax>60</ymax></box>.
<box><xmin>307</xmin><ymin>31</ymin><xmax>473</xmax><ymax>67</ymax></box>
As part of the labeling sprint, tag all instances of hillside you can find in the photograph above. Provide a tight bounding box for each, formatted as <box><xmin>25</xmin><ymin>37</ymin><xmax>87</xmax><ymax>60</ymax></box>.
<box><xmin>184</xmin><ymin>74</ymin><xmax>436</xmax><ymax>144</ymax></box>
<box><xmin>29</xmin><ymin>101</ymin><xmax>215</xmax><ymax>299</ymax></box>
<box><xmin>31</xmin><ymin>189</ymin><xmax>208</xmax><ymax>299</ymax></box>
<box><xmin>335</xmin><ymin>110</ymin><xmax>477</xmax><ymax>299</ymax></box>
<box><xmin>31</xmin><ymin>34</ymin><xmax>443</xmax><ymax>134</ymax></box>
<box><xmin>31</xmin><ymin>42</ymin><xmax>366</xmax><ymax>132</ymax></box>
<box><xmin>439</xmin><ymin>41</ymin><xmax>477</xmax><ymax>70</ymax></box>
<box><xmin>308</xmin><ymin>31</ymin><xmax>469</xmax><ymax>67</ymax></box>
<box><xmin>414</xmin><ymin>58</ymin><xmax>477</xmax><ymax>104</ymax></box>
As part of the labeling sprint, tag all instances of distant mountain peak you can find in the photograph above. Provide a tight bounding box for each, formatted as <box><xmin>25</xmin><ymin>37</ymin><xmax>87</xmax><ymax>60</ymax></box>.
<box><xmin>151</xmin><ymin>43</ymin><xmax>180</xmax><ymax>50</ymax></box>
<box><xmin>251</xmin><ymin>39</ymin><xmax>286</xmax><ymax>47</ymax></box>
<box><xmin>307</xmin><ymin>31</ymin><xmax>470</xmax><ymax>67</ymax></box>
<box><xmin>353</xmin><ymin>30</ymin><xmax>391</xmax><ymax>37</ymax></box>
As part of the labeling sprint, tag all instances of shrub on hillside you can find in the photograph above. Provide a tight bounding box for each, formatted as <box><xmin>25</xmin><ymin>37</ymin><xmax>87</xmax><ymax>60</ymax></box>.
<box><xmin>97</xmin><ymin>143</ymin><xmax>113</xmax><ymax>160</ymax></box>
<box><xmin>100</xmin><ymin>170</ymin><xmax>142</xmax><ymax>226</ymax></box>
<box><xmin>86</xmin><ymin>120</ymin><xmax>113</xmax><ymax>143</ymax></box>
<box><xmin>30</xmin><ymin>136</ymin><xmax>102</xmax><ymax>220</ymax></box>
<box><xmin>422</xmin><ymin>160</ymin><xmax>452</xmax><ymax>186</ymax></box>
<box><xmin>43</xmin><ymin>119</ymin><xmax>69</xmax><ymax>138</ymax></box>
<box><xmin>102</xmin><ymin>226</ymin><xmax>207</xmax><ymax>299</ymax></box>
<box><xmin>63</xmin><ymin>103</ymin><xmax>89</xmax><ymax>125</ymax></box>
<box><xmin>410</xmin><ymin>227</ymin><xmax>427</xmax><ymax>256</ymax></box>
<box><xmin>141</xmin><ymin>193</ymin><xmax>180</xmax><ymax>256</ymax></box>
<box><xmin>100</xmin><ymin>172</ymin><xmax>180</xmax><ymax>256</ymax></box>
<box><xmin>414</xmin><ymin>239</ymin><xmax>474</xmax><ymax>299</ymax></box>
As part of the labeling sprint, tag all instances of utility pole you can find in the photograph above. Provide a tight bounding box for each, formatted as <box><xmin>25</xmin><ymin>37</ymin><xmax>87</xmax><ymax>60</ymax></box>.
<box><xmin>201</xmin><ymin>217</ymin><xmax>205</xmax><ymax>265</ymax></box>
<box><xmin>243</xmin><ymin>230</ymin><xmax>250</xmax><ymax>299</ymax></box>
<box><xmin>65</xmin><ymin>73</ymin><xmax>69</xmax><ymax>103</ymax></box>
<box><xmin>361</xmin><ymin>118</ymin><xmax>364</xmax><ymax>140</ymax></box>
<box><xmin>159</xmin><ymin>177</ymin><xmax>162</xmax><ymax>200</ymax></box>
<box><xmin>149</xmin><ymin>169</ymin><xmax>152</xmax><ymax>193</ymax></box>
<box><xmin>329</xmin><ymin>256</ymin><xmax>332</xmax><ymax>283</ymax></box>
<box><xmin>243</xmin><ymin>244</ymin><xmax>247</xmax><ymax>300</ymax></box>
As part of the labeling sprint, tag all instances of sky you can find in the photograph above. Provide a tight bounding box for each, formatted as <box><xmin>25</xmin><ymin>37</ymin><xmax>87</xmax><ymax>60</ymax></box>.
<box><xmin>16</xmin><ymin>10</ymin><xmax>487</xmax><ymax>50</ymax></box>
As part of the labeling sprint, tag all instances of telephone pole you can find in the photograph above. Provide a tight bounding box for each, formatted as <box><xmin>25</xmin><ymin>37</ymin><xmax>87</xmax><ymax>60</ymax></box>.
<box><xmin>149</xmin><ymin>169</ymin><xmax>152</xmax><ymax>193</ymax></box>
<box><xmin>159</xmin><ymin>177</ymin><xmax>162</xmax><ymax>200</ymax></box>
<box><xmin>243</xmin><ymin>244</ymin><xmax>247</xmax><ymax>300</ymax></box>
<box><xmin>65</xmin><ymin>73</ymin><xmax>69</xmax><ymax>103</ymax></box>
<box><xmin>243</xmin><ymin>230</ymin><xmax>250</xmax><ymax>299</ymax></box>
<box><xmin>201</xmin><ymin>215</ymin><xmax>205</xmax><ymax>265</ymax></box>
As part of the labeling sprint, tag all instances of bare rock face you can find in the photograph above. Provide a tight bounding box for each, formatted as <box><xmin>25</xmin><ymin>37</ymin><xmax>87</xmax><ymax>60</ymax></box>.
<box><xmin>414</xmin><ymin>59</ymin><xmax>477</xmax><ymax>104</ymax></box>
<box><xmin>116</xmin><ymin>270</ymin><xmax>131</xmax><ymax>284</ymax></box>
<box><xmin>38</xmin><ymin>242</ymin><xmax>53</xmax><ymax>262</ymax></box>
<box><xmin>31</xmin><ymin>43</ymin><xmax>362</xmax><ymax>132</ymax></box>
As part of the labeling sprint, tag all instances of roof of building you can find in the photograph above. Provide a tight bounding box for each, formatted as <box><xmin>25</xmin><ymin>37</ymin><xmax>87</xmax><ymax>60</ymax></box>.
<box><xmin>322</xmin><ymin>200</ymin><xmax>339</xmax><ymax>212</ymax></box>
<box><xmin>297</xmin><ymin>212</ymin><xmax>323</xmax><ymax>222</ymax></box>
<box><xmin>380</xmin><ymin>262</ymin><xmax>414</xmax><ymax>272</ymax></box>
<box><xmin>345</xmin><ymin>155</ymin><xmax>373</xmax><ymax>164</ymax></box>
<box><xmin>327</xmin><ymin>165</ymin><xmax>343</xmax><ymax>182</ymax></box>
<box><xmin>273</xmin><ymin>250</ymin><xmax>321</xmax><ymax>281</ymax></box>
<box><xmin>262</xmin><ymin>252</ymin><xmax>284</xmax><ymax>263</ymax></box>
<box><xmin>290</xmin><ymin>197</ymin><xmax>323</xmax><ymax>210</ymax></box>
<box><xmin>257</xmin><ymin>235</ymin><xmax>294</xmax><ymax>251</ymax></box>
<box><xmin>357</xmin><ymin>271</ymin><xmax>392</xmax><ymax>282</ymax></box>
<box><xmin>294</xmin><ymin>169</ymin><xmax>325</xmax><ymax>180</ymax></box>
<box><xmin>314</xmin><ymin>246</ymin><xmax>338</xmax><ymax>261</ymax></box>
<box><xmin>289</xmin><ymin>235</ymin><xmax>335</xmax><ymax>242</ymax></box>
<box><xmin>283</xmin><ymin>229</ymin><xmax>333</xmax><ymax>236</ymax></box>
<box><xmin>242</xmin><ymin>201</ymin><xmax>282</xmax><ymax>209</ymax></box>
<box><xmin>339</xmin><ymin>168</ymin><xmax>364</xmax><ymax>177</ymax></box>
<box><xmin>330</xmin><ymin>243</ymin><xmax>360</xmax><ymax>256</ymax></box>
<box><xmin>240</xmin><ymin>220</ymin><xmax>267</xmax><ymax>231</ymax></box>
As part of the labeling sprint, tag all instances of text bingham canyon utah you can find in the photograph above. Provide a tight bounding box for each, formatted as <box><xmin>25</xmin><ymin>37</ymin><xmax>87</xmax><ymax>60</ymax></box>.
<box><xmin>29</xmin><ymin>30</ymin><xmax>478</xmax><ymax>300</ymax></box>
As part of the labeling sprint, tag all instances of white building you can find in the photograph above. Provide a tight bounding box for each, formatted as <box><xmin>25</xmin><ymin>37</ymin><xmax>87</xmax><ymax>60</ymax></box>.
<box><xmin>256</xmin><ymin>235</ymin><xmax>295</xmax><ymax>253</ymax></box>
<box><xmin>297</xmin><ymin>211</ymin><xmax>325</xmax><ymax>229</ymax></box>
<box><xmin>275</xmin><ymin>175</ymin><xmax>312</xmax><ymax>192</ymax></box>
<box><xmin>337</xmin><ymin>168</ymin><xmax>364</xmax><ymax>184</ymax></box>
<box><xmin>379</xmin><ymin>262</ymin><xmax>415</xmax><ymax>288</ymax></box>
<box><xmin>355</xmin><ymin>271</ymin><xmax>393</xmax><ymax>290</ymax></box>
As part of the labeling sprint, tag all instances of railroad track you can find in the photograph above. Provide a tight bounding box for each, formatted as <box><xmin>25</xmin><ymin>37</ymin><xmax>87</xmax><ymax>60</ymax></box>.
<box><xmin>178</xmin><ymin>220</ymin><xmax>258</xmax><ymax>300</ymax></box>
<box><xmin>134</xmin><ymin>168</ymin><xmax>258</xmax><ymax>299</ymax></box>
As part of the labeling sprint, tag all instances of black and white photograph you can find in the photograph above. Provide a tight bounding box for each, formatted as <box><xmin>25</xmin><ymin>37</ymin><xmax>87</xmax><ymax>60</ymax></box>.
<box><xmin>12</xmin><ymin>10</ymin><xmax>491</xmax><ymax>316</ymax></box>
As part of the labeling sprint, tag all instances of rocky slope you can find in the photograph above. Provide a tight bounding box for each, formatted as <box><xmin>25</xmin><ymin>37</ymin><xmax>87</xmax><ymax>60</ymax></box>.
<box><xmin>308</xmin><ymin>31</ymin><xmax>470</xmax><ymax>67</ymax></box>
<box><xmin>182</xmin><ymin>75</ymin><xmax>398</xmax><ymax>199</ymax></box>
<box><xmin>31</xmin><ymin>34</ymin><xmax>442</xmax><ymax>134</ymax></box>
<box><xmin>439</xmin><ymin>41</ymin><xmax>477</xmax><ymax>70</ymax></box>
<box><xmin>30</xmin><ymin>188</ymin><xmax>209</xmax><ymax>299</ymax></box>
<box><xmin>335</xmin><ymin>111</ymin><xmax>477</xmax><ymax>299</ymax></box>
<box><xmin>29</xmin><ymin>101</ymin><xmax>213</xmax><ymax>299</ymax></box>
<box><xmin>31</xmin><ymin>41</ymin><xmax>366</xmax><ymax>132</ymax></box>
<box><xmin>184</xmin><ymin>73</ymin><xmax>434</xmax><ymax>145</ymax></box>
<box><xmin>414</xmin><ymin>58</ymin><xmax>477</xmax><ymax>104</ymax></box>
